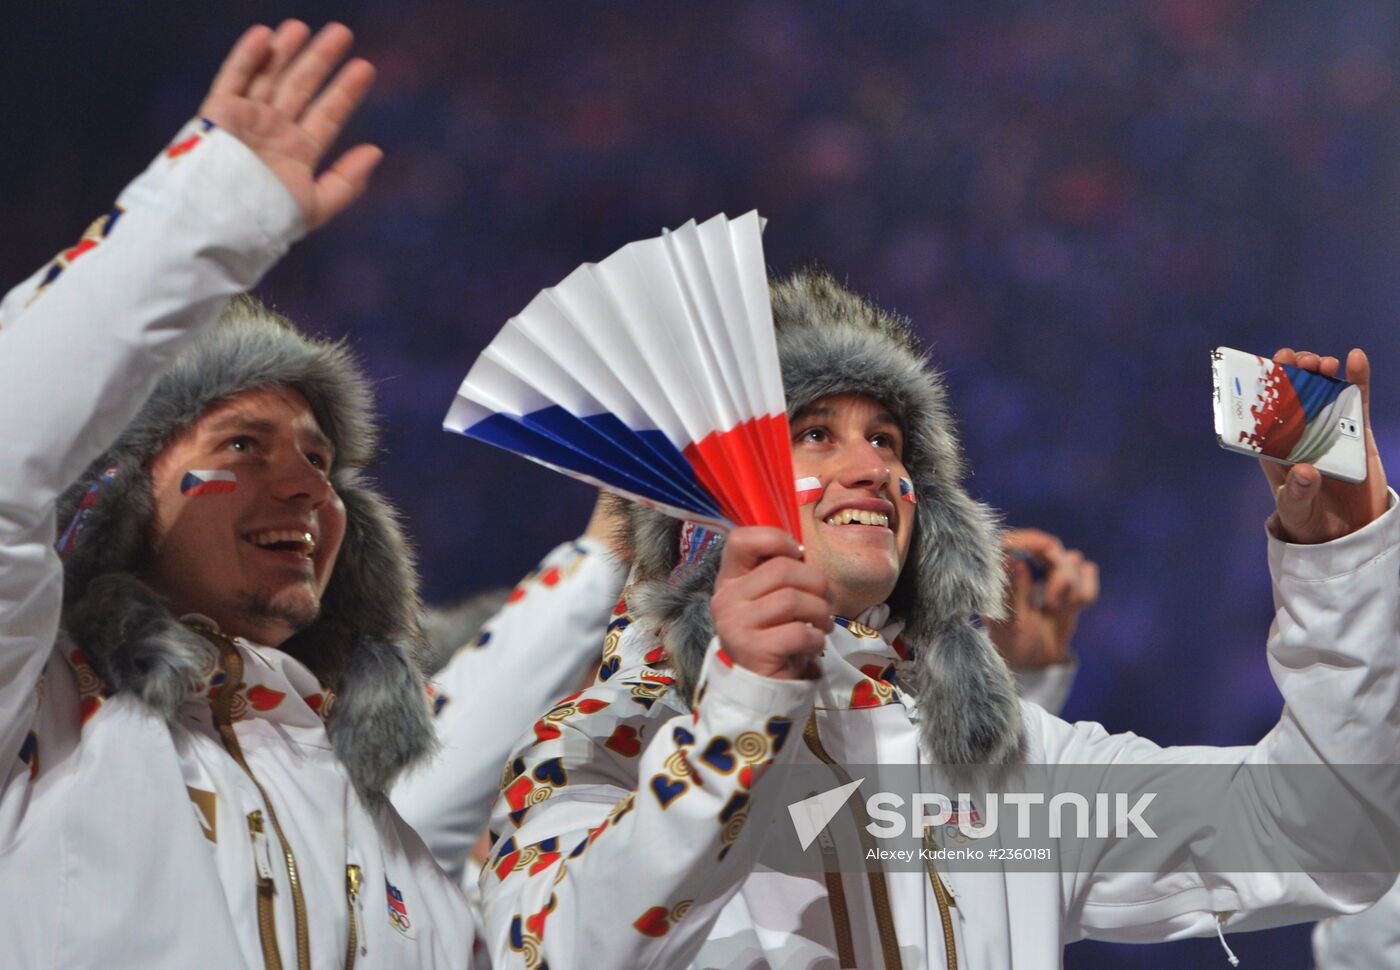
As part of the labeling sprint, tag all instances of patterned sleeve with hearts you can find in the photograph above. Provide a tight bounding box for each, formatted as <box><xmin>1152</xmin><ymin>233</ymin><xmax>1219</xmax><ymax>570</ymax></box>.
<box><xmin>478</xmin><ymin>625</ymin><xmax>816</xmax><ymax>970</ymax></box>
<box><xmin>392</xmin><ymin>536</ymin><xmax>629</xmax><ymax>883</ymax></box>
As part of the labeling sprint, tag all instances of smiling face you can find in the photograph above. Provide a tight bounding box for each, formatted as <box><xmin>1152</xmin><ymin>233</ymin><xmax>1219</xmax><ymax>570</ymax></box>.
<box><xmin>790</xmin><ymin>392</ymin><xmax>916</xmax><ymax>620</ymax></box>
<box><xmin>145</xmin><ymin>386</ymin><xmax>346</xmax><ymax>647</ymax></box>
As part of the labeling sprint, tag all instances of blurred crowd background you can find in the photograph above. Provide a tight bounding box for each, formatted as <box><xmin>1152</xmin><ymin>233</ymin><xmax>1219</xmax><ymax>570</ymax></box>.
<box><xmin>8</xmin><ymin>2</ymin><xmax>1400</xmax><ymax>965</ymax></box>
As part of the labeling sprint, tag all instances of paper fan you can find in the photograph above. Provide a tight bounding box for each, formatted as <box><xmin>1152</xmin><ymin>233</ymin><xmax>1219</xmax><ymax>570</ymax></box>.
<box><xmin>445</xmin><ymin>211</ymin><xmax>800</xmax><ymax>536</ymax></box>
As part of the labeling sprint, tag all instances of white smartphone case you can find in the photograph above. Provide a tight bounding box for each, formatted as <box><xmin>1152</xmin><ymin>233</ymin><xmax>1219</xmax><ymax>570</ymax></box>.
<box><xmin>1212</xmin><ymin>347</ymin><xmax>1366</xmax><ymax>483</ymax></box>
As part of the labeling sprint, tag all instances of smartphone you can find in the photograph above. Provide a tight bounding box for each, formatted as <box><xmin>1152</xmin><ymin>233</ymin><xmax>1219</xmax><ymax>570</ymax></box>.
<box><xmin>1211</xmin><ymin>347</ymin><xmax>1366</xmax><ymax>483</ymax></box>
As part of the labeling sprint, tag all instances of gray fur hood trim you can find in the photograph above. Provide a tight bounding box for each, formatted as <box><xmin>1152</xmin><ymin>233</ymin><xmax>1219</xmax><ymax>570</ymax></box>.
<box><xmin>56</xmin><ymin>295</ymin><xmax>435</xmax><ymax>798</ymax></box>
<box><xmin>627</xmin><ymin>271</ymin><xmax>1024</xmax><ymax>766</ymax></box>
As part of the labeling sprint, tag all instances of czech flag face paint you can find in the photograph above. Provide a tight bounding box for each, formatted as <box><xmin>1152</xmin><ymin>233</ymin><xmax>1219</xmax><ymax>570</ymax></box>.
<box><xmin>898</xmin><ymin>476</ymin><xmax>916</xmax><ymax>504</ymax></box>
<box><xmin>180</xmin><ymin>469</ymin><xmax>237</xmax><ymax>496</ymax></box>
<box><xmin>794</xmin><ymin>476</ymin><xmax>823</xmax><ymax>505</ymax></box>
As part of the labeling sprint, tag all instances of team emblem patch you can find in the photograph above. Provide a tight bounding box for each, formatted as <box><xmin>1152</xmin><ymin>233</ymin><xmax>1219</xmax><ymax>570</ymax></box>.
<box><xmin>386</xmin><ymin>878</ymin><xmax>413</xmax><ymax>935</ymax></box>
<box><xmin>949</xmin><ymin>798</ymin><xmax>982</xmax><ymax>828</ymax></box>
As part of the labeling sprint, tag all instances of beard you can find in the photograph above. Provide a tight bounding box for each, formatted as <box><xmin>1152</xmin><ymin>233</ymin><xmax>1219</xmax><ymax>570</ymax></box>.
<box><xmin>234</xmin><ymin>585</ymin><xmax>321</xmax><ymax>639</ymax></box>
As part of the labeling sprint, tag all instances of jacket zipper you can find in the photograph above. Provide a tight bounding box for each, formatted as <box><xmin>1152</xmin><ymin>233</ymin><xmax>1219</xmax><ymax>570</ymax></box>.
<box><xmin>816</xmin><ymin>814</ymin><xmax>857</xmax><ymax>967</ymax></box>
<box><xmin>921</xmin><ymin>826</ymin><xmax>960</xmax><ymax>970</ymax></box>
<box><xmin>248</xmin><ymin>810</ymin><xmax>283</xmax><ymax>970</ymax></box>
<box><xmin>195</xmin><ymin>623</ymin><xmax>313</xmax><ymax>970</ymax></box>
<box><xmin>802</xmin><ymin>712</ymin><xmax>905</xmax><ymax>970</ymax></box>
<box><xmin>345</xmin><ymin>864</ymin><xmax>363</xmax><ymax>970</ymax></box>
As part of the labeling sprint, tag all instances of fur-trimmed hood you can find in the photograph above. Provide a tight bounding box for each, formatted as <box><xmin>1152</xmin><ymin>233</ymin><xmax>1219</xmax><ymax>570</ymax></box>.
<box><xmin>626</xmin><ymin>271</ymin><xmax>1024</xmax><ymax>766</ymax></box>
<box><xmin>56</xmin><ymin>295</ymin><xmax>435</xmax><ymax>798</ymax></box>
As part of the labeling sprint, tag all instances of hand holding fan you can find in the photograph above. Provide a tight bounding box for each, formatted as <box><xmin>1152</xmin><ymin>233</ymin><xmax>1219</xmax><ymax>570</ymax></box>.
<box><xmin>445</xmin><ymin>212</ymin><xmax>800</xmax><ymax>536</ymax></box>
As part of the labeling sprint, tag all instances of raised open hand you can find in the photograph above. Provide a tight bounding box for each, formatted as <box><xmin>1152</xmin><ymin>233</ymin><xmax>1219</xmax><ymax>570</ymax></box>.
<box><xmin>199</xmin><ymin>21</ymin><xmax>381</xmax><ymax>230</ymax></box>
<box><xmin>1262</xmin><ymin>348</ymin><xmax>1389</xmax><ymax>544</ymax></box>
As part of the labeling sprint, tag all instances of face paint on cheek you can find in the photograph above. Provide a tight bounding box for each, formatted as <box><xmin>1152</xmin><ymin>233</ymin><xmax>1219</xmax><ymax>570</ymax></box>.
<box><xmin>898</xmin><ymin>476</ymin><xmax>916</xmax><ymax>504</ymax></box>
<box><xmin>795</xmin><ymin>476</ymin><xmax>823</xmax><ymax>505</ymax></box>
<box><xmin>180</xmin><ymin>469</ymin><xmax>238</xmax><ymax>497</ymax></box>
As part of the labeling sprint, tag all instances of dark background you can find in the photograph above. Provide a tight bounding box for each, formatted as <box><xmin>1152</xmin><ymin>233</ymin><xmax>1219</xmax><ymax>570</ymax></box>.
<box><xmin>8</xmin><ymin>2</ymin><xmax>1400</xmax><ymax>965</ymax></box>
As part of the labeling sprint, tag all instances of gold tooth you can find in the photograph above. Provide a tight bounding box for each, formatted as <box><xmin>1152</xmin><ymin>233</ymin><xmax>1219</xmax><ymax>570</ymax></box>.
<box><xmin>251</xmin><ymin>529</ymin><xmax>316</xmax><ymax>554</ymax></box>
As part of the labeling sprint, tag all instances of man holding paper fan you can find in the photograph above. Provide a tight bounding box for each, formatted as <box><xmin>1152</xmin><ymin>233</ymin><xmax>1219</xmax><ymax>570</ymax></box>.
<box><xmin>476</xmin><ymin>268</ymin><xmax>1400</xmax><ymax>968</ymax></box>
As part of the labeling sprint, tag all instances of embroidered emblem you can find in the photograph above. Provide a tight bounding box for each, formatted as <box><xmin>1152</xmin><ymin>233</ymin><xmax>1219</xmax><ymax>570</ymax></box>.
<box><xmin>385</xmin><ymin>878</ymin><xmax>412</xmax><ymax>935</ymax></box>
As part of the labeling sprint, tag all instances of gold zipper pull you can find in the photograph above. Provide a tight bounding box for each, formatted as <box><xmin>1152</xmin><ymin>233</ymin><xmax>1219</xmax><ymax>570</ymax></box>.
<box><xmin>346</xmin><ymin>864</ymin><xmax>367</xmax><ymax>964</ymax></box>
<box><xmin>248</xmin><ymin>810</ymin><xmax>275</xmax><ymax>883</ymax></box>
<box><xmin>247</xmin><ymin>810</ymin><xmax>285</xmax><ymax>970</ymax></box>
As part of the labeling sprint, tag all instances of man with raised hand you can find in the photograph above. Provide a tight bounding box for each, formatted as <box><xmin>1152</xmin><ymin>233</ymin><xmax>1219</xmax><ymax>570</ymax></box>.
<box><xmin>478</xmin><ymin>272</ymin><xmax>1399</xmax><ymax>969</ymax></box>
<box><xmin>0</xmin><ymin>23</ymin><xmax>477</xmax><ymax>968</ymax></box>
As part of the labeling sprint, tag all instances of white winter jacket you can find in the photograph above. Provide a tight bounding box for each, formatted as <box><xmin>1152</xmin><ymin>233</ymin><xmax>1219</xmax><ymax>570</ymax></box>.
<box><xmin>479</xmin><ymin>505</ymin><xmax>1400</xmax><ymax>969</ymax></box>
<box><xmin>394</xmin><ymin>537</ymin><xmax>628</xmax><ymax>884</ymax></box>
<box><xmin>0</xmin><ymin>123</ymin><xmax>477</xmax><ymax>969</ymax></box>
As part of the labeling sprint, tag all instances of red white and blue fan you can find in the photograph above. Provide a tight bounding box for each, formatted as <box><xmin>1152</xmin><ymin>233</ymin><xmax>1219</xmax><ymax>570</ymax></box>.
<box><xmin>445</xmin><ymin>211</ymin><xmax>799</xmax><ymax>536</ymax></box>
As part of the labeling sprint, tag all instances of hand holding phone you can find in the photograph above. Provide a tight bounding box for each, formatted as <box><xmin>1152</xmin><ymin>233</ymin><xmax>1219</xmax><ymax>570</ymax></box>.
<box><xmin>1213</xmin><ymin>346</ymin><xmax>1388</xmax><ymax>543</ymax></box>
<box><xmin>1213</xmin><ymin>346</ymin><xmax>1366</xmax><ymax>482</ymax></box>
